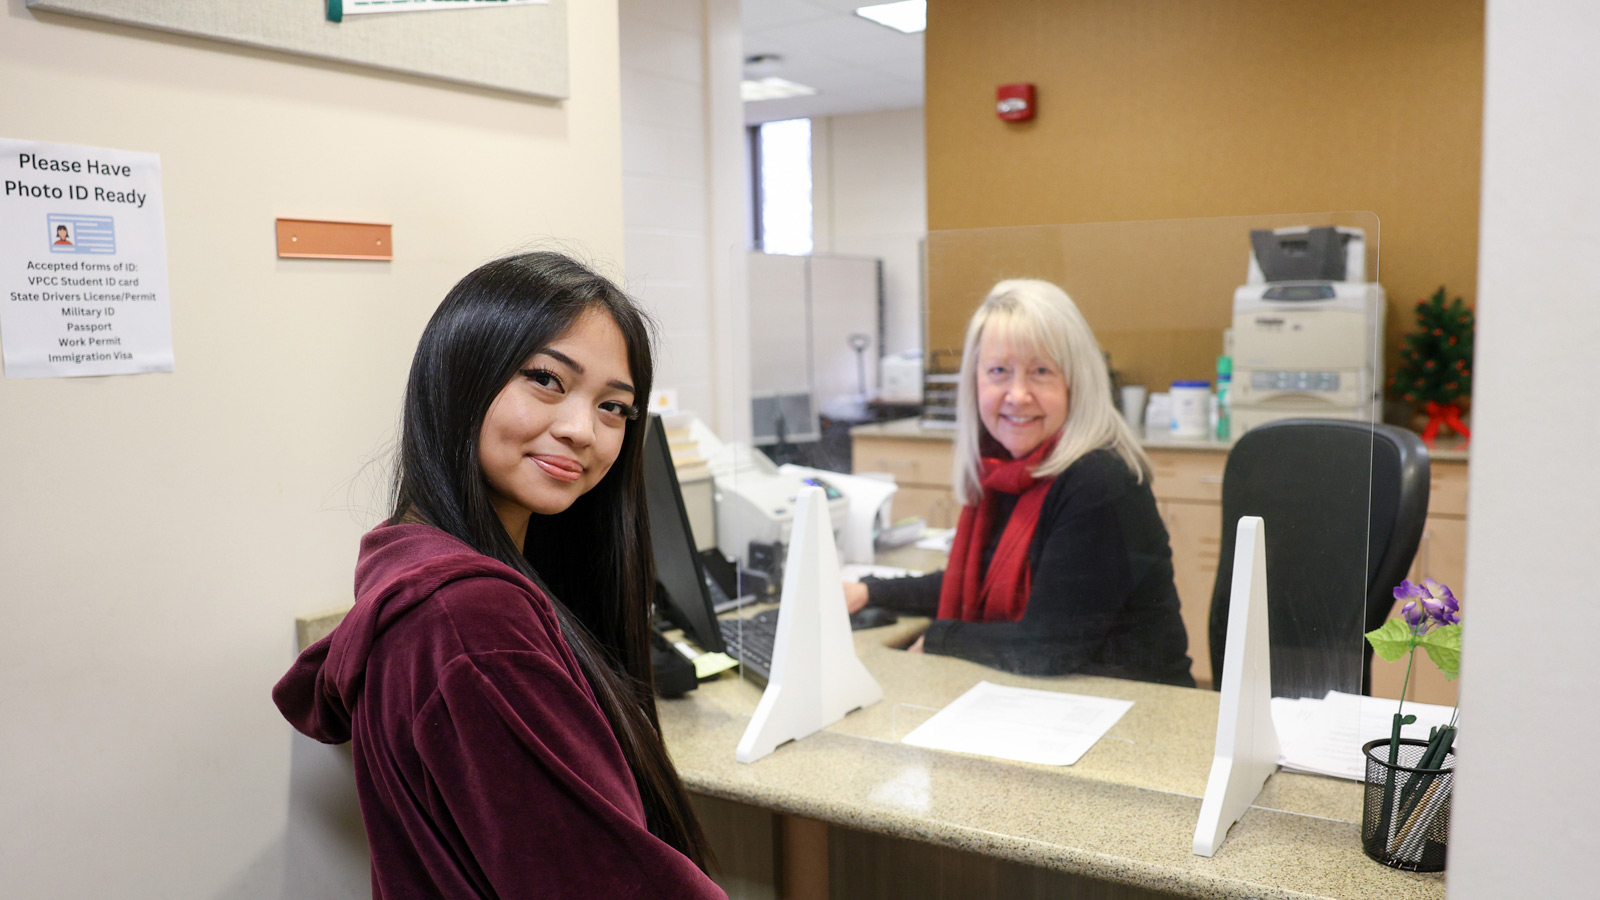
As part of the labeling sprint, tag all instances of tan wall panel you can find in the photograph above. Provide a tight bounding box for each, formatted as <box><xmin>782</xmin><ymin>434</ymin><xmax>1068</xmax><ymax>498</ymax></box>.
<box><xmin>925</xmin><ymin>0</ymin><xmax>1484</xmax><ymax>389</ymax></box>
<box><xmin>926</xmin><ymin>212</ymin><xmax>1377</xmax><ymax>389</ymax></box>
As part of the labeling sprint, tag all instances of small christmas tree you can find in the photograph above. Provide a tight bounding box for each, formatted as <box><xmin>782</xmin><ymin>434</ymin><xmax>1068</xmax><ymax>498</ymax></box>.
<box><xmin>1389</xmin><ymin>287</ymin><xmax>1474</xmax><ymax>441</ymax></box>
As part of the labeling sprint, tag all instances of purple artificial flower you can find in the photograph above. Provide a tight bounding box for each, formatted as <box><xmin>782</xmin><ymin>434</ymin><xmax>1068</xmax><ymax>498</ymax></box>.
<box><xmin>1393</xmin><ymin>578</ymin><xmax>1462</xmax><ymax>631</ymax></box>
<box><xmin>1419</xmin><ymin>594</ymin><xmax>1446</xmax><ymax>623</ymax></box>
<box><xmin>1395</xmin><ymin>581</ymin><xmax>1431</xmax><ymax>633</ymax></box>
<box><xmin>1394</xmin><ymin>580</ymin><xmax>1427</xmax><ymax>603</ymax></box>
<box><xmin>1423</xmin><ymin>578</ymin><xmax>1462</xmax><ymax>625</ymax></box>
<box><xmin>1427</xmin><ymin>578</ymin><xmax>1461</xmax><ymax>612</ymax></box>
<box><xmin>1400</xmin><ymin>599</ymin><xmax>1427</xmax><ymax>632</ymax></box>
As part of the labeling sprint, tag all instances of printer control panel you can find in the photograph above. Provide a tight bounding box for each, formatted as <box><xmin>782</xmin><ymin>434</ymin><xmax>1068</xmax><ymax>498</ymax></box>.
<box><xmin>797</xmin><ymin>476</ymin><xmax>843</xmax><ymax>501</ymax></box>
<box><xmin>1250</xmin><ymin>370</ymin><xmax>1342</xmax><ymax>392</ymax></box>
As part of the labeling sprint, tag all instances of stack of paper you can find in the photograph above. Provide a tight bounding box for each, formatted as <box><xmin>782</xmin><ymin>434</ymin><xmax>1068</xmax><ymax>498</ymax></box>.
<box><xmin>1271</xmin><ymin>691</ymin><xmax>1457</xmax><ymax>781</ymax></box>
<box><xmin>914</xmin><ymin>528</ymin><xmax>956</xmax><ymax>552</ymax></box>
<box><xmin>662</xmin><ymin>415</ymin><xmax>711</xmax><ymax>481</ymax></box>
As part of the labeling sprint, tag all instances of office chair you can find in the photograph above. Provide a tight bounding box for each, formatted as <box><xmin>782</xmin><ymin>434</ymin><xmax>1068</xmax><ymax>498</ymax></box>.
<box><xmin>1207</xmin><ymin>418</ymin><xmax>1430</xmax><ymax>699</ymax></box>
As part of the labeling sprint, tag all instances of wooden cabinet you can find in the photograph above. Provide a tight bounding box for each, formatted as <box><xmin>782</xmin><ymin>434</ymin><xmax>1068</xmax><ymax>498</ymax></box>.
<box><xmin>1145</xmin><ymin>449</ymin><xmax>1229</xmax><ymax>687</ymax></box>
<box><xmin>852</xmin><ymin>435</ymin><xmax>956</xmax><ymax>487</ymax></box>
<box><xmin>891</xmin><ymin>485</ymin><xmax>961</xmax><ymax>529</ymax></box>
<box><xmin>852</xmin><ymin>431</ymin><xmax>962</xmax><ymax>529</ymax></box>
<box><xmin>1147</xmin><ymin>449</ymin><xmax>1227</xmax><ymax>504</ymax></box>
<box><xmin>1157</xmin><ymin>495</ymin><xmax>1224</xmax><ymax>687</ymax></box>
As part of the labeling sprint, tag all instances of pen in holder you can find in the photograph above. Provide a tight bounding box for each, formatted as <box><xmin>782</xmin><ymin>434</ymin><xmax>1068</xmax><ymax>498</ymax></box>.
<box><xmin>1361</xmin><ymin>737</ymin><xmax>1456</xmax><ymax>872</ymax></box>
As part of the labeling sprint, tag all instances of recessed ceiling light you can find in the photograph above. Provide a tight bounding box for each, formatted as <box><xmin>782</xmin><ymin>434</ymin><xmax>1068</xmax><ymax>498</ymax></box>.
<box><xmin>741</xmin><ymin>77</ymin><xmax>819</xmax><ymax>102</ymax></box>
<box><xmin>855</xmin><ymin>0</ymin><xmax>926</xmax><ymax>34</ymax></box>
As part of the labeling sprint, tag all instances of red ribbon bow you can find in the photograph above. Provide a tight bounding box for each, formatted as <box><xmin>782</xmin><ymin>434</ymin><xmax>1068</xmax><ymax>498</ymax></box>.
<box><xmin>1422</xmin><ymin>401</ymin><xmax>1471</xmax><ymax>442</ymax></box>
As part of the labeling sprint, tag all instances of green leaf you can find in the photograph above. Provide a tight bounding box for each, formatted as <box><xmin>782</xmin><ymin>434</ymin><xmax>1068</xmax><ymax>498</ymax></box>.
<box><xmin>1418</xmin><ymin>624</ymin><xmax>1462</xmax><ymax>680</ymax></box>
<box><xmin>1401</xmin><ymin>714</ymin><xmax>1416</xmax><ymax>725</ymax></box>
<box><xmin>1366</xmin><ymin>618</ymin><xmax>1416</xmax><ymax>662</ymax></box>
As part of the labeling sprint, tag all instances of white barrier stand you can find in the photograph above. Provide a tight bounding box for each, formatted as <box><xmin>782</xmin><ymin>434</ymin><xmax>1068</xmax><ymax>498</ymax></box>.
<box><xmin>1193</xmin><ymin>516</ymin><xmax>1281</xmax><ymax>857</ymax></box>
<box><xmin>736</xmin><ymin>486</ymin><xmax>883</xmax><ymax>764</ymax></box>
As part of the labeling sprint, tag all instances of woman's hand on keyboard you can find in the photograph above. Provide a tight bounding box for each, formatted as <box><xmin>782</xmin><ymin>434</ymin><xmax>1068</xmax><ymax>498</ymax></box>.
<box><xmin>843</xmin><ymin>581</ymin><xmax>870</xmax><ymax>613</ymax></box>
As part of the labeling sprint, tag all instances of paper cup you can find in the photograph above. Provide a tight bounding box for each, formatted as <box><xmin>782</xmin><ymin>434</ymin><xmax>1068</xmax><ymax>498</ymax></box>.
<box><xmin>1120</xmin><ymin>385</ymin><xmax>1147</xmax><ymax>431</ymax></box>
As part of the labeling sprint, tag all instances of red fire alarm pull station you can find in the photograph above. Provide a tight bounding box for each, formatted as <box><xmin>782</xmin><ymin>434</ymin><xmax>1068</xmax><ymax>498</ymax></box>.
<box><xmin>996</xmin><ymin>83</ymin><xmax>1036</xmax><ymax>122</ymax></box>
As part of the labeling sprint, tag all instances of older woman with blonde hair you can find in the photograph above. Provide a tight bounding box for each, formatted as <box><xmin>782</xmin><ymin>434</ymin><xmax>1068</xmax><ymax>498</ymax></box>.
<box><xmin>846</xmin><ymin>279</ymin><xmax>1194</xmax><ymax>684</ymax></box>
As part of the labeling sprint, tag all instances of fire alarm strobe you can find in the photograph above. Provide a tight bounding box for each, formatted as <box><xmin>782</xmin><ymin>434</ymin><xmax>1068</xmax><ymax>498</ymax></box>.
<box><xmin>996</xmin><ymin>83</ymin><xmax>1036</xmax><ymax>122</ymax></box>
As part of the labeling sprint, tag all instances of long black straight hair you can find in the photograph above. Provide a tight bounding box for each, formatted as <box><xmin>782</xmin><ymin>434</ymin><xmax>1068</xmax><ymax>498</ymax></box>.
<box><xmin>390</xmin><ymin>251</ymin><xmax>713</xmax><ymax>871</ymax></box>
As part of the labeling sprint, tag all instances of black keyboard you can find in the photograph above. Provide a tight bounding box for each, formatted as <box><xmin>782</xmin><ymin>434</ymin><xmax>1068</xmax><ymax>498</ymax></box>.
<box><xmin>718</xmin><ymin>608</ymin><xmax>780</xmax><ymax>683</ymax></box>
<box><xmin>716</xmin><ymin>606</ymin><xmax>895</xmax><ymax>683</ymax></box>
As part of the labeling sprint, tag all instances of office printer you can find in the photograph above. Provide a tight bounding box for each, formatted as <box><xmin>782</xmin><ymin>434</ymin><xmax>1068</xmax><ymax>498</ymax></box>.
<box><xmin>1230</xmin><ymin>226</ymin><xmax>1385</xmax><ymax>434</ymax></box>
<box><xmin>779</xmin><ymin>464</ymin><xmax>898</xmax><ymax>566</ymax></box>
<box><xmin>693</xmin><ymin>424</ymin><xmax>850</xmax><ymax>568</ymax></box>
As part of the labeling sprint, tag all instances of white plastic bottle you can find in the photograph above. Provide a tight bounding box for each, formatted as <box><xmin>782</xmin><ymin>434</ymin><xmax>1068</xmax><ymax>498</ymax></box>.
<box><xmin>1169</xmin><ymin>380</ymin><xmax>1211</xmax><ymax>438</ymax></box>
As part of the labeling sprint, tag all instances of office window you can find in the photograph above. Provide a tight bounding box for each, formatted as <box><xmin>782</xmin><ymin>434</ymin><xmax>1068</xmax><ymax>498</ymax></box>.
<box><xmin>755</xmin><ymin>118</ymin><xmax>813</xmax><ymax>255</ymax></box>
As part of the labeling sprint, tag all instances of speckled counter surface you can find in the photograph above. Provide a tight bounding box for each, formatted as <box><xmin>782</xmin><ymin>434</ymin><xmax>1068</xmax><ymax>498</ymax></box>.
<box><xmin>658</xmin><ymin>619</ymin><xmax>1446</xmax><ymax>900</ymax></box>
<box><xmin>850</xmin><ymin>417</ymin><xmax>1470</xmax><ymax>461</ymax></box>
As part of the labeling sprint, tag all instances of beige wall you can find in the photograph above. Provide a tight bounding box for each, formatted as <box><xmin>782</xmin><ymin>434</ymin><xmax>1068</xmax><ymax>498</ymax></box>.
<box><xmin>924</xmin><ymin>0</ymin><xmax>1484</xmax><ymax>388</ymax></box>
<box><xmin>619</xmin><ymin>0</ymin><xmax>749</xmax><ymax>437</ymax></box>
<box><xmin>812</xmin><ymin>107</ymin><xmax>928</xmax><ymax>358</ymax></box>
<box><xmin>0</xmin><ymin>2</ymin><xmax>623</xmax><ymax>897</ymax></box>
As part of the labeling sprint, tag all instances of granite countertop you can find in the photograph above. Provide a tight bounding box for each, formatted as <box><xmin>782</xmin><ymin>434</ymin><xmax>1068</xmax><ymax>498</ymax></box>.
<box><xmin>850</xmin><ymin>417</ymin><xmax>1470</xmax><ymax>462</ymax></box>
<box><xmin>659</xmin><ymin>620</ymin><xmax>1446</xmax><ymax>900</ymax></box>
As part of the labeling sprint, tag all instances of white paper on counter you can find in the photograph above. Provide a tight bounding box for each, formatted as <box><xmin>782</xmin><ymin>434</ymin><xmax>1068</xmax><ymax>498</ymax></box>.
<box><xmin>901</xmin><ymin>680</ymin><xmax>1134</xmax><ymax>766</ymax></box>
<box><xmin>914</xmin><ymin>528</ymin><xmax>956</xmax><ymax>552</ymax></box>
<box><xmin>1271</xmin><ymin>690</ymin><xmax>1456</xmax><ymax>781</ymax></box>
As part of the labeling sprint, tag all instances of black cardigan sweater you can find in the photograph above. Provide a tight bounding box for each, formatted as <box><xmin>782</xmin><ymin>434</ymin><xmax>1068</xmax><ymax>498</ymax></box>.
<box><xmin>866</xmin><ymin>448</ymin><xmax>1195</xmax><ymax>686</ymax></box>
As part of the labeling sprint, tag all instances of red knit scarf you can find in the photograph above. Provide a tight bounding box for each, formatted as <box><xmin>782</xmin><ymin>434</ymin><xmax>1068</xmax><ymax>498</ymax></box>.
<box><xmin>937</xmin><ymin>437</ymin><xmax>1058</xmax><ymax>623</ymax></box>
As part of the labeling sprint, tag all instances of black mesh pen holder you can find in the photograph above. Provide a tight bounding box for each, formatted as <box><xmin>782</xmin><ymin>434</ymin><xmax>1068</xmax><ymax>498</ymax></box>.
<box><xmin>1361</xmin><ymin>737</ymin><xmax>1456</xmax><ymax>872</ymax></box>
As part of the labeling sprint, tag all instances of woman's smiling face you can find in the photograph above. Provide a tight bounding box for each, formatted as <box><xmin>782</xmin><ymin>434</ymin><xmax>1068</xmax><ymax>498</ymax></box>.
<box><xmin>478</xmin><ymin>308</ymin><xmax>638</xmax><ymax>529</ymax></box>
<box><xmin>975</xmin><ymin>325</ymin><xmax>1069</xmax><ymax>458</ymax></box>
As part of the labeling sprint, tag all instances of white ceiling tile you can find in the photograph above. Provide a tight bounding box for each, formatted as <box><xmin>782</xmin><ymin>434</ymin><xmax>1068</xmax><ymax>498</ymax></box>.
<box><xmin>740</xmin><ymin>0</ymin><xmax>925</xmax><ymax>121</ymax></box>
<box><xmin>747</xmin><ymin>82</ymin><xmax>923</xmax><ymax>123</ymax></box>
<box><xmin>740</xmin><ymin>30</ymin><xmax>807</xmax><ymax>63</ymax></box>
<box><xmin>771</xmin><ymin>59</ymin><xmax>878</xmax><ymax>93</ymax></box>
<box><xmin>755</xmin><ymin>12</ymin><xmax>892</xmax><ymax>51</ymax></box>
<box><xmin>847</xmin><ymin>30</ymin><xmax>922</xmax><ymax>67</ymax></box>
<box><xmin>741</xmin><ymin>0</ymin><xmax>835</xmax><ymax>33</ymax></box>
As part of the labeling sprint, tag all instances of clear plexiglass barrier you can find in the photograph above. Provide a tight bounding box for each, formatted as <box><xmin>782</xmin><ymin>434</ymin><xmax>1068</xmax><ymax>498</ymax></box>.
<box><xmin>719</xmin><ymin>215</ymin><xmax>1399</xmax><ymax>700</ymax></box>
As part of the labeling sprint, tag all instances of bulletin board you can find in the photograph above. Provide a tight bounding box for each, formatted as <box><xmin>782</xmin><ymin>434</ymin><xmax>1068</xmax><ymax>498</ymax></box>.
<box><xmin>26</xmin><ymin>0</ymin><xmax>569</xmax><ymax>99</ymax></box>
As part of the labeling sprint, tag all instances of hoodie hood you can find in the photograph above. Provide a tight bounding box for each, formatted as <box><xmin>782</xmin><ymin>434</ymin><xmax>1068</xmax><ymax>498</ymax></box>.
<box><xmin>272</xmin><ymin>524</ymin><xmax>535</xmax><ymax>743</ymax></box>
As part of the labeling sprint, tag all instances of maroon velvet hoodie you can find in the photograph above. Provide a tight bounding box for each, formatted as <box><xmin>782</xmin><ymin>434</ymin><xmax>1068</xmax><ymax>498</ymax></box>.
<box><xmin>274</xmin><ymin>524</ymin><xmax>726</xmax><ymax>899</ymax></box>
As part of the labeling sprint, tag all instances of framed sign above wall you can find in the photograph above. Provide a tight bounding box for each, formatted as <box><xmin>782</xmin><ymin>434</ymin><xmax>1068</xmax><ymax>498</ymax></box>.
<box><xmin>26</xmin><ymin>0</ymin><xmax>569</xmax><ymax>99</ymax></box>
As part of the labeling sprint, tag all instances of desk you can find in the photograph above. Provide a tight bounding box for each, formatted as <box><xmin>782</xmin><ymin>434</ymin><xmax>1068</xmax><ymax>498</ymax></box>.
<box><xmin>660</xmin><ymin>623</ymin><xmax>1446</xmax><ymax>900</ymax></box>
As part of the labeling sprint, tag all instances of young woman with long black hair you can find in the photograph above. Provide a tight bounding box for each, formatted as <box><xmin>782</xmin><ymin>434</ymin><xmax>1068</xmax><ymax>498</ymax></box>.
<box><xmin>274</xmin><ymin>252</ymin><xmax>724</xmax><ymax>899</ymax></box>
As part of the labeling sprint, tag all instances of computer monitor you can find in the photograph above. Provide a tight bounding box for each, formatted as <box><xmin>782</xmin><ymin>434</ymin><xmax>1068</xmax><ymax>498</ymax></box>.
<box><xmin>751</xmin><ymin>390</ymin><xmax>820</xmax><ymax>445</ymax></box>
<box><xmin>642</xmin><ymin>414</ymin><xmax>725</xmax><ymax>654</ymax></box>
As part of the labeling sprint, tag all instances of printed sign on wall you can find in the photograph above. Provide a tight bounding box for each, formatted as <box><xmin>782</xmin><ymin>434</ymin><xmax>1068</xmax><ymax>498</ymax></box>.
<box><xmin>0</xmin><ymin>139</ymin><xmax>174</xmax><ymax>379</ymax></box>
